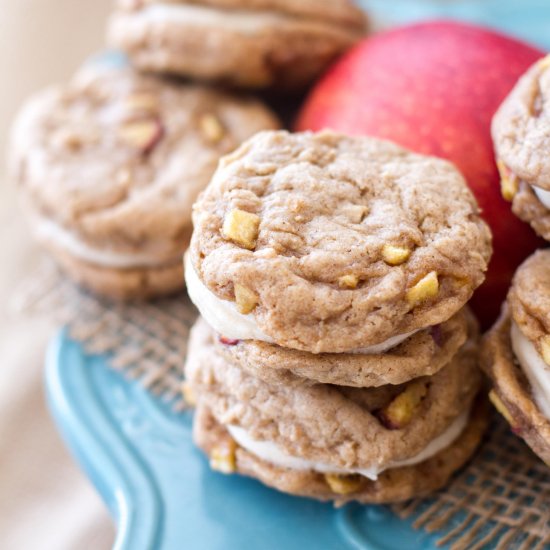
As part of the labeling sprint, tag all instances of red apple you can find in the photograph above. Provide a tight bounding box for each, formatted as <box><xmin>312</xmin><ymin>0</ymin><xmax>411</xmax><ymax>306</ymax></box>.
<box><xmin>296</xmin><ymin>21</ymin><xmax>544</xmax><ymax>328</ymax></box>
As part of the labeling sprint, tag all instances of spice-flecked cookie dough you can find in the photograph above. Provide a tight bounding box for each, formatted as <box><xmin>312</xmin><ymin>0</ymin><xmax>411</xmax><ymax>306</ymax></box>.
<box><xmin>9</xmin><ymin>63</ymin><xmax>280</xmax><ymax>300</ymax></box>
<box><xmin>187</xmin><ymin>130</ymin><xmax>492</xmax><ymax>353</ymax></box>
<box><xmin>482</xmin><ymin>250</ymin><xmax>550</xmax><ymax>465</ymax></box>
<box><xmin>492</xmin><ymin>54</ymin><xmax>550</xmax><ymax>240</ymax></box>
<box><xmin>194</xmin><ymin>308</ymin><xmax>470</xmax><ymax>387</ymax></box>
<box><xmin>185</xmin><ymin>317</ymin><xmax>486</xmax><ymax>504</ymax></box>
<box><xmin>107</xmin><ymin>0</ymin><xmax>367</xmax><ymax>90</ymax></box>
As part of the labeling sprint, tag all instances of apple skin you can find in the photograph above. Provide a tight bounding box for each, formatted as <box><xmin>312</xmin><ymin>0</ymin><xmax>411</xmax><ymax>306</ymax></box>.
<box><xmin>296</xmin><ymin>21</ymin><xmax>544</xmax><ymax>328</ymax></box>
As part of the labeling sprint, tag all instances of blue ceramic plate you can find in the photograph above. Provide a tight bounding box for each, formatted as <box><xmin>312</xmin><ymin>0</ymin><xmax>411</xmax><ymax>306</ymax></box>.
<box><xmin>46</xmin><ymin>331</ymin><xmax>453</xmax><ymax>550</ymax></box>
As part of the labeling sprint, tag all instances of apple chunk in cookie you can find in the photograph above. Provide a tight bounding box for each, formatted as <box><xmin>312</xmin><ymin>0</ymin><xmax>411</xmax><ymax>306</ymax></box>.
<box><xmin>187</xmin><ymin>130</ymin><xmax>492</xmax><ymax>353</ymax></box>
<box><xmin>9</xmin><ymin>63</ymin><xmax>280</xmax><ymax>300</ymax></box>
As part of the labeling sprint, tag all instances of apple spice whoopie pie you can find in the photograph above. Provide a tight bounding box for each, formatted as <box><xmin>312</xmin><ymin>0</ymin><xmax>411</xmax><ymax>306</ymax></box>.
<box><xmin>482</xmin><ymin>249</ymin><xmax>550</xmax><ymax>465</ymax></box>
<box><xmin>492</xmin><ymin>54</ymin><xmax>550</xmax><ymax>240</ymax></box>
<box><xmin>107</xmin><ymin>0</ymin><xmax>367</xmax><ymax>90</ymax></box>
<box><xmin>186</xmin><ymin>130</ymin><xmax>492</xmax><ymax>353</ymax></box>
<box><xmin>185</xmin><ymin>316</ymin><xmax>487</xmax><ymax>504</ymax></box>
<box><xmin>9</xmin><ymin>63</ymin><xmax>280</xmax><ymax>299</ymax></box>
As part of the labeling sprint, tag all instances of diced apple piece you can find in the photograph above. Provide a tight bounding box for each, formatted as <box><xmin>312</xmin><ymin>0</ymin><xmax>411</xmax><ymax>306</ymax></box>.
<box><xmin>210</xmin><ymin>441</ymin><xmax>237</xmax><ymax>474</ymax></box>
<box><xmin>406</xmin><ymin>272</ymin><xmax>439</xmax><ymax>307</ymax></box>
<box><xmin>234</xmin><ymin>284</ymin><xmax>258</xmax><ymax>314</ymax></box>
<box><xmin>222</xmin><ymin>209</ymin><xmax>261</xmax><ymax>250</ymax></box>
<box><xmin>338</xmin><ymin>274</ymin><xmax>359</xmax><ymax>289</ymax></box>
<box><xmin>324</xmin><ymin>473</ymin><xmax>364</xmax><ymax>495</ymax></box>
<box><xmin>377</xmin><ymin>380</ymin><xmax>428</xmax><ymax>429</ymax></box>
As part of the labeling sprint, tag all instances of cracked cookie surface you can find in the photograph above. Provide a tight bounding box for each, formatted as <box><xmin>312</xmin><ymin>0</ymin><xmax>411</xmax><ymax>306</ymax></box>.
<box><xmin>190</xmin><ymin>130</ymin><xmax>492</xmax><ymax>352</ymax></box>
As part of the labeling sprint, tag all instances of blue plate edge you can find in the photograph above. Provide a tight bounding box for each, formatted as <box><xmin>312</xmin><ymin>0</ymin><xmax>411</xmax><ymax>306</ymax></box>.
<box><xmin>44</xmin><ymin>330</ymin><xmax>164</xmax><ymax>550</ymax></box>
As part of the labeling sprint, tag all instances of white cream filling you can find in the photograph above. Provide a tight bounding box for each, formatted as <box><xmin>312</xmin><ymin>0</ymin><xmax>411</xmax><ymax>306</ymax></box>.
<box><xmin>228</xmin><ymin>410</ymin><xmax>469</xmax><ymax>481</ymax></box>
<box><xmin>32</xmin><ymin>215</ymin><xmax>165</xmax><ymax>269</ymax></box>
<box><xmin>184</xmin><ymin>254</ymin><xmax>419</xmax><ymax>352</ymax></box>
<box><xmin>532</xmin><ymin>185</ymin><xmax>550</xmax><ymax>209</ymax></box>
<box><xmin>510</xmin><ymin>321</ymin><xmax>550</xmax><ymax>419</ymax></box>
<box><xmin>184</xmin><ymin>253</ymin><xmax>274</xmax><ymax>342</ymax></box>
<box><xmin>135</xmin><ymin>3</ymin><xmax>289</xmax><ymax>34</ymax></box>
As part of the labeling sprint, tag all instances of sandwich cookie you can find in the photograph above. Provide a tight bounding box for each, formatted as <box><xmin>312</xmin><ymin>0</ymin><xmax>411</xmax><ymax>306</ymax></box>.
<box><xmin>187</xmin><ymin>130</ymin><xmax>492</xmax><ymax>353</ymax></box>
<box><xmin>9</xmin><ymin>63</ymin><xmax>280</xmax><ymax>299</ymax></box>
<box><xmin>107</xmin><ymin>0</ymin><xmax>367</xmax><ymax>90</ymax></box>
<box><xmin>482</xmin><ymin>249</ymin><xmax>550</xmax><ymax>465</ymax></box>
<box><xmin>492</xmin><ymin>54</ymin><xmax>550</xmax><ymax>240</ymax></box>
<box><xmin>185</xmin><ymin>317</ymin><xmax>487</xmax><ymax>503</ymax></box>
<box><xmin>195</xmin><ymin>309</ymin><xmax>470</xmax><ymax>387</ymax></box>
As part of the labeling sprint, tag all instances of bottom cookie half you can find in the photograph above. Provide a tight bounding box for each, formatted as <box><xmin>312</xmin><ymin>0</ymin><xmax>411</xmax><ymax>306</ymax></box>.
<box><xmin>192</xmin><ymin>398</ymin><xmax>488</xmax><ymax>505</ymax></box>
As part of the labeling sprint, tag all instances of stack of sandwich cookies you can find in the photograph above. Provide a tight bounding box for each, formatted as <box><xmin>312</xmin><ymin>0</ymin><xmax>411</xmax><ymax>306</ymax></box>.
<box><xmin>108</xmin><ymin>0</ymin><xmax>367</xmax><ymax>89</ymax></box>
<box><xmin>492</xmin><ymin>54</ymin><xmax>550</xmax><ymax>239</ymax></box>
<box><xmin>186</xmin><ymin>317</ymin><xmax>486</xmax><ymax>504</ymax></box>
<box><xmin>9</xmin><ymin>63</ymin><xmax>280</xmax><ymax>300</ymax></box>
<box><xmin>482</xmin><ymin>250</ymin><xmax>550</xmax><ymax>466</ymax></box>
<box><xmin>184</xmin><ymin>130</ymin><xmax>493</xmax><ymax>503</ymax></box>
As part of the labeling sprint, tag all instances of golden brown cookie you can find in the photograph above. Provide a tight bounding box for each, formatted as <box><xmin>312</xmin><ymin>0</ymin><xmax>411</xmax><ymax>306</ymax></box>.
<box><xmin>184</xmin><ymin>315</ymin><xmax>482</xmax><ymax>479</ymax></box>
<box><xmin>187</xmin><ymin>130</ymin><xmax>492</xmax><ymax>353</ymax></box>
<box><xmin>192</xmin><ymin>399</ymin><xmax>488</xmax><ymax>505</ymax></box>
<box><xmin>492</xmin><ymin>54</ymin><xmax>550</xmax><ymax>240</ymax></box>
<box><xmin>107</xmin><ymin>0</ymin><xmax>367</xmax><ymax>90</ymax></box>
<box><xmin>482</xmin><ymin>249</ymin><xmax>550</xmax><ymax>465</ymax></box>
<box><xmin>9</xmin><ymin>63</ymin><xmax>280</xmax><ymax>300</ymax></box>
<box><xmin>194</xmin><ymin>309</ymin><xmax>471</xmax><ymax>387</ymax></box>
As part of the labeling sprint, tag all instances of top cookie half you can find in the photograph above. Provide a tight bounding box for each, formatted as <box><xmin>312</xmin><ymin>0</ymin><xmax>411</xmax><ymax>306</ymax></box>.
<box><xmin>107</xmin><ymin>0</ymin><xmax>367</xmax><ymax>90</ymax></box>
<box><xmin>187</xmin><ymin>130</ymin><xmax>492</xmax><ymax>353</ymax></box>
<box><xmin>492</xmin><ymin>55</ymin><xmax>550</xmax><ymax>239</ymax></box>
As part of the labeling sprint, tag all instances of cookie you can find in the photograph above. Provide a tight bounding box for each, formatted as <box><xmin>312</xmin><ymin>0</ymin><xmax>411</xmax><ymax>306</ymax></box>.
<box><xmin>195</xmin><ymin>308</ymin><xmax>470</xmax><ymax>387</ymax></box>
<box><xmin>186</xmin><ymin>315</ymin><xmax>482</xmax><ymax>466</ymax></box>
<box><xmin>107</xmin><ymin>0</ymin><xmax>367</xmax><ymax>90</ymax></box>
<box><xmin>9</xmin><ymin>63</ymin><xmax>280</xmax><ymax>300</ymax></box>
<box><xmin>492</xmin><ymin>54</ymin><xmax>550</xmax><ymax>240</ymax></box>
<box><xmin>185</xmin><ymin>317</ymin><xmax>485</xmax><ymax>503</ymax></box>
<box><xmin>193</xmin><ymin>400</ymin><xmax>488</xmax><ymax>505</ymax></box>
<box><xmin>482</xmin><ymin>250</ymin><xmax>550</xmax><ymax>464</ymax></box>
<box><xmin>187</xmin><ymin>130</ymin><xmax>492</xmax><ymax>353</ymax></box>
